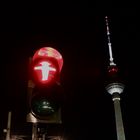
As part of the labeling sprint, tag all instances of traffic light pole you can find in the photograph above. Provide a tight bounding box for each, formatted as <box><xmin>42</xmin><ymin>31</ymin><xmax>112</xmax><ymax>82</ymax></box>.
<box><xmin>112</xmin><ymin>93</ymin><xmax>126</xmax><ymax>140</ymax></box>
<box><xmin>6</xmin><ymin>111</ymin><xmax>12</xmax><ymax>140</ymax></box>
<box><xmin>32</xmin><ymin>123</ymin><xmax>38</xmax><ymax>140</ymax></box>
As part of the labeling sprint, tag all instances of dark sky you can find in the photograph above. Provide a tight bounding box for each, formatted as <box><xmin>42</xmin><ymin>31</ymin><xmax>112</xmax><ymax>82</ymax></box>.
<box><xmin>0</xmin><ymin>5</ymin><xmax>139</xmax><ymax>140</ymax></box>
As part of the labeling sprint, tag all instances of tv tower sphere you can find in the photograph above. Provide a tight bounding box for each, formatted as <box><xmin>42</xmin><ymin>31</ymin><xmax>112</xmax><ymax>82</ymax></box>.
<box><xmin>106</xmin><ymin>82</ymin><xmax>125</xmax><ymax>95</ymax></box>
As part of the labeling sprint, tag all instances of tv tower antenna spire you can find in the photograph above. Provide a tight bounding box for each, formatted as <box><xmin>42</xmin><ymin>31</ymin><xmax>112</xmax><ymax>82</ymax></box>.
<box><xmin>105</xmin><ymin>16</ymin><xmax>116</xmax><ymax>66</ymax></box>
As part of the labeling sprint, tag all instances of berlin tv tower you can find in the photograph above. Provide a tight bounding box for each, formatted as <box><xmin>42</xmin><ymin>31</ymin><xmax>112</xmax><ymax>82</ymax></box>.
<box><xmin>105</xmin><ymin>16</ymin><xmax>126</xmax><ymax>140</ymax></box>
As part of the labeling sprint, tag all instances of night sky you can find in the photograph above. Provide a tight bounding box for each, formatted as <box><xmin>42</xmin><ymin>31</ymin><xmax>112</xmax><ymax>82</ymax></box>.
<box><xmin>0</xmin><ymin>5</ymin><xmax>139</xmax><ymax>140</ymax></box>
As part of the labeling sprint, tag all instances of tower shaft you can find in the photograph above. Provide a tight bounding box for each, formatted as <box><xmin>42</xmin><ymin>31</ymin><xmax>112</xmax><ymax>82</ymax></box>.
<box><xmin>112</xmin><ymin>93</ymin><xmax>126</xmax><ymax>140</ymax></box>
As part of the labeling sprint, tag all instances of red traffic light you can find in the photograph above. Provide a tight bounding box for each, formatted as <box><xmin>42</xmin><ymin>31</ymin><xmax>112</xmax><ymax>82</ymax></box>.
<box><xmin>31</xmin><ymin>47</ymin><xmax>63</xmax><ymax>86</ymax></box>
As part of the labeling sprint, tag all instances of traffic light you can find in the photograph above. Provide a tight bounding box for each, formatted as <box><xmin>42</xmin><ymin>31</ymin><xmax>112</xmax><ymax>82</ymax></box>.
<box><xmin>26</xmin><ymin>47</ymin><xmax>64</xmax><ymax>123</ymax></box>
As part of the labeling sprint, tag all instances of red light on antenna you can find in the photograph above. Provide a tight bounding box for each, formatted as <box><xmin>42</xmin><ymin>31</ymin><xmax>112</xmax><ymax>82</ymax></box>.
<box><xmin>107</xmin><ymin>65</ymin><xmax>120</xmax><ymax>82</ymax></box>
<box><xmin>108</xmin><ymin>65</ymin><xmax>118</xmax><ymax>74</ymax></box>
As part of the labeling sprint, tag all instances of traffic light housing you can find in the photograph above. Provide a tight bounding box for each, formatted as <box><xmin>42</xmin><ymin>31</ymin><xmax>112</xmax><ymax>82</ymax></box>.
<box><xmin>26</xmin><ymin>47</ymin><xmax>64</xmax><ymax>123</ymax></box>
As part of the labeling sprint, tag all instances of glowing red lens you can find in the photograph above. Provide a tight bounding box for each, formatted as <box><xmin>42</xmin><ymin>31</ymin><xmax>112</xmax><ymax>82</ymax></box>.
<box><xmin>31</xmin><ymin>47</ymin><xmax>63</xmax><ymax>86</ymax></box>
<box><xmin>34</xmin><ymin>61</ymin><xmax>56</xmax><ymax>83</ymax></box>
<box><xmin>33</xmin><ymin>47</ymin><xmax>63</xmax><ymax>72</ymax></box>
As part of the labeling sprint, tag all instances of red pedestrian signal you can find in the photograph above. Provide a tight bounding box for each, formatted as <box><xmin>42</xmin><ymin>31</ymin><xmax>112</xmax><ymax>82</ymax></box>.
<box><xmin>31</xmin><ymin>47</ymin><xmax>63</xmax><ymax>87</ymax></box>
<box><xmin>27</xmin><ymin>47</ymin><xmax>64</xmax><ymax>123</ymax></box>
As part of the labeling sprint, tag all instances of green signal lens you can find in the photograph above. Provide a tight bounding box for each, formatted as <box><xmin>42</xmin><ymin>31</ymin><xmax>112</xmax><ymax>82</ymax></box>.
<box><xmin>31</xmin><ymin>98</ymin><xmax>59</xmax><ymax>117</ymax></box>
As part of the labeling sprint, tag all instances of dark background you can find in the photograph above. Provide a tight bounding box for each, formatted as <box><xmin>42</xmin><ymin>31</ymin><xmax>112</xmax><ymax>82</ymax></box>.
<box><xmin>0</xmin><ymin>4</ymin><xmax>139</xmax><ymax>140</ymax></box>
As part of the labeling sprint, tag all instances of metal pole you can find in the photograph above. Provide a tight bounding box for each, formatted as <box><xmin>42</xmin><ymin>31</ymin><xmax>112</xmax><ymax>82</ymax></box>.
<box><xmin>32</xmin><ymin>123</ymin><xmax>38</xmax><ymax>140</ymax></box>
<box><xmin>6</xmin><ymin>111</ymin><xmax>12</xmax><ymax>140</ymax></box>
<box><xmin>42</xmin><ymin>134</ymin><xmax>46</xmax><ymax>140</ymax></box>
<box><xmin>112</xmin><ymin>93</ymin><xmax>126</xmax><ymax>140</ymax></box>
